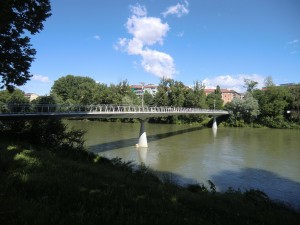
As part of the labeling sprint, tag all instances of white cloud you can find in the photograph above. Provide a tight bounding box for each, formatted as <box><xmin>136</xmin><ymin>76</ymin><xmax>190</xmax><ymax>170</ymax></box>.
<box><xmin>32</xmin><ymin>75</ymin><xmax>50</xmax><ymax>83</ymax></box>
<box><xmin>93</xmin><ymin>35</ymin><xmax>101</xmax><ymax>40</ymax></box>
<box><xmin>141</xmin><ymin>48</ymin><xmax>177</xmax><ymax>79</ymax></box>
<box><xmin>116</xmin><ymin>4</ymin><xmax>177</xmax><ymax>79</ymax></box>
<box><xmin>202</xmin><ymin>74</ymin><xmax>266</xmax><ymax>93</ymax></box>
<box><xmin>288</xmin><ymin>39</ymin><xmax>298</xmax><ymax>45</ymax></box>
<box><xmin>126</xmin><ymin>16</ymin><xmax>169</xmax><ymax>46</ymax></box>
<box><xmin>130</xmin><ymin>4</ymin><xmax>147</xmax><ymax>17</ymax></box>
<box><xmin>162</xmin><ymin>1</ymin><xmax>189</xmax><ymax>18</ymax></box>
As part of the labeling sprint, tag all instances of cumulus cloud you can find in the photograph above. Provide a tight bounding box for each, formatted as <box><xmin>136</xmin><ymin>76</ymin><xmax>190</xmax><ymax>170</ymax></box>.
<box><xmin>130</xmin><ymin>3</ymin><xmax>147</xmax><ymax>17</ymax></box>
<box><xmin>126</xmin><ymin>16</ymin><xmax>169</xmax><ymax>46</ymax></box>
<box><xmin>116</xmin><ymin>4</ymin><xmax>177</xmax><ymax>79</ymax></box>
<box><xmin>141</xmin><ymin>48</ymin><xmax>176</xmax><ymax>79</ymax></box>
<box><xmin>162</xmin><ymin>0</ymin><xmax>189</xmax><ymax>18</ymax></box>
<box><xmin>202</xmin><ymin>74</ymin><xmax>265</xmax><ymax>93</ymax></box>
<box><xmin>32</xmin><ymin>75</ymin><xmax>50</xmax><ymax>83</ymax></box>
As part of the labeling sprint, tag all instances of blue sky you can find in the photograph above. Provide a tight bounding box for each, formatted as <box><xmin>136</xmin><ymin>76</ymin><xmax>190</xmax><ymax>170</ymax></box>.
<box><xmin>22</xmin><ymin>0</ymin><xmax>300</xmax><ymax>95</ymax></box>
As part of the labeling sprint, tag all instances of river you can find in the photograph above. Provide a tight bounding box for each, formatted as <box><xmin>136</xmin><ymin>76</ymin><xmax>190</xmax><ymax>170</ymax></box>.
<box><xmin>67</xmin><ymin>120</ymin><xmax>300</xmax><ymax>209</ymax></box>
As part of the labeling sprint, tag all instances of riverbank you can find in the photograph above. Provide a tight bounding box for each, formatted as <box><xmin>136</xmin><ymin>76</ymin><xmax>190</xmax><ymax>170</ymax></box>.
<box><xmin>0</xmin><ymin>143</ymin><xmax>299</xmax><ymax>225</ymax></box>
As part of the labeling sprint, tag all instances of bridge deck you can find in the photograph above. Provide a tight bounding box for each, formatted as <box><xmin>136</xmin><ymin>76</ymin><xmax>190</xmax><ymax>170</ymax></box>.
<box><xmin>0</xmin><ymin>104</ymin><xmax>228</xmax><ymax>119</ymax></box>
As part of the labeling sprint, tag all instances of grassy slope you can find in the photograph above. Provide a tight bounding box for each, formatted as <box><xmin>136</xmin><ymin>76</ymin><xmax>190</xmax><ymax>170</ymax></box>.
<box><xmin>0</xmin><ymin>144</ymin><xmax>299</xmax><ymax>225</ymax></box>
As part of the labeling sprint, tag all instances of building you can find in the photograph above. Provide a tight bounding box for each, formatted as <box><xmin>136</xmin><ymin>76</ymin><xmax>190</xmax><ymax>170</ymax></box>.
<box><xmin>24</xmin><ymin>93</ymin><xmax>39</xmax><ymax>101</ymax></box>
<box><xmin>130</xmin><ymin>84</ymin><xmax>158</xmax><ymax>96</ymax></box>
<box><xmin>280</xmin><ymin>83</ymin><xmax>296</xmax><ymax>87</ymax></box>
<box><xmin>204</xmin><ymin>88</ymin><xmax>241</xmax><ymax>105</ymax></box>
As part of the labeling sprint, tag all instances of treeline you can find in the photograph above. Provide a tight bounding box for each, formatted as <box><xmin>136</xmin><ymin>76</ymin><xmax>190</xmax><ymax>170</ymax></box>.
<box><xmin>0</xmin><ymin>75</ymin><xmax>300</xmax><ymax>128</ymax></box>
<box><xmin>49</xmin><ymin>75</ymin><xmax>223</xmax><ymax>124</ymax></box>
<box><xmin>225</xmin><ymin>80</ymin><xmax>300</xmax><ymax>128</ymax></box>
<box><xmin>48</xmin><ymin>75</ymin><xmax>223</xmax><ymax>110</ymax></box>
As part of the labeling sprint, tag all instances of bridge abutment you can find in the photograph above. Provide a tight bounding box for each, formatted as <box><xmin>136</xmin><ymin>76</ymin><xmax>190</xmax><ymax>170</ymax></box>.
<box><xmin>137</xmin><ymin>119</ymin><xmax>148</xmax><ymax>148</ymax></box>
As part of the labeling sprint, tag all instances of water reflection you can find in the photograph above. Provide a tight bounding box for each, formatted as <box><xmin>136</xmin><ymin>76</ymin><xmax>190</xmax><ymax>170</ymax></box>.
<box><xmin>89</xmin><ymin>125</ymin><xmax>204</xmax><ymax>154</ymax></box>
<box><xmin>136</xmin><ymin>147</ymin><xmax>148</xmax><ymax>163</ymax></box>
<box><xmin>212</xmin><ymin>128</ymin><xmax>217</xmax><ymax>138</ymax></box>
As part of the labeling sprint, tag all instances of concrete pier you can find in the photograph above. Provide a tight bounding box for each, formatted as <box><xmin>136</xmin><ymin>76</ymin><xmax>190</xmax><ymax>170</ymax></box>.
<box><xmin>137</xmin><ymin>119</ymin><xmax>148</xmax><ymax>148</ymax></box>
<box><xmin>212</xmin><ymin>116</ymin><xmax>218</xmax><ymax>129</ymax></box>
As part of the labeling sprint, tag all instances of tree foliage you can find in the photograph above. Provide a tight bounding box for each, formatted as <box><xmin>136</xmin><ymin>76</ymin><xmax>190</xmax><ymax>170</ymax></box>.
<box><xmin>244</xmin><ymin>79</ymin><xmax>258</xmax><ymax>93</ymax></box>
<box><xmin>183</xmin><ymin>81</ymin><xmax>206</xmax><ymax>108</ymax></box>
<box><xmin>0</xmin><ymin>0</ymin><xmax>51</xmax><ymax>91</ymax></box>
<box><xmin>254</xmin><ymin>86</ymin><xmax>291</xmax><ymax>123</ymax></box>
<box><xmin>153</xmin><ymin>78</ymin><xmax>170</xmax><ymax>106</ymax></box>
<box><xmin>51</xmin><ymin>75</ymin><xmax>99</xmax><ymax>104</ymax></box>
<box><xmin>226</xmin><ymin>93</ymin><xmax>260</xmax><ymax>126</ymax></box>
<box><xmin>143</xmin><ymin>91</ymin><xmax>154</xmax><ymax>106</ymax></box>
<box><xmin>289</xmin><ymin>84</ymin><xmax>300</xmax><ymax>122</ymax></box>
<box><xmin>168</xmin><ymin>80</ymin><xmax>186</xmax><ymax>107</ymax></box>
<box><xmin>206</xmin><ymin>85</ymin><xmax>223</xmax><ymax>110</ymax></box>
<box><xmin>0</xmin><ymin>89</ymin><xmax>28</xmax><ymax>104</ymax></box>
<box><xmin>51</xmin><ymin>75</ymin><xmax>139</xmax><ymax>106</ymax></box>
<box><xmin>264</xmin><ymin>76</ymin><xmax>275</xmax><ymax>88</ymax></box>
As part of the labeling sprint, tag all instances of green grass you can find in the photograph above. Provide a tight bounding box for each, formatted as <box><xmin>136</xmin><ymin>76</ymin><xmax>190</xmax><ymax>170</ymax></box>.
<box><xmin>0</xmin><ymin>143</ymin><xmax>299</xmax><ymax>225</ymax></box>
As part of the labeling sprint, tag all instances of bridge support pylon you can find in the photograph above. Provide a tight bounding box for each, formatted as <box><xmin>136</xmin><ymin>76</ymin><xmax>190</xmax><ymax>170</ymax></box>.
<box><xmin>137</xmin><ymin>119</ymin><xmax>148</xmax><ymax>148</ymax></box>
<box><xmin>212</xmin><ymin>116</ymin><xmax>218</xmax><ymax>129</ymax></box>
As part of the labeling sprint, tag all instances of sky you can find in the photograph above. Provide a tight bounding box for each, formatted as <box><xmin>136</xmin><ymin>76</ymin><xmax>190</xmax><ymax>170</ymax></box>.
<box><xmin>21</xmin><ymin>0</ymin><xmax>300</xmax><ymax>95</ymax></box>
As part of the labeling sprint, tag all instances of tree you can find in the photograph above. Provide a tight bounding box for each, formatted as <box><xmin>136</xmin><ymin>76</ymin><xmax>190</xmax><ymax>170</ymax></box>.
<box><xmin>225</xmin><ymin>93</ymin><xmax>260</xmax><ymax>126</ymax></box>
<box><xmin>31</xmin><ymin>95</ymin><xmax>57</xmax><ymax>112</ymax></box>
<box><xmin>183</xmin><ymin>81</ymin><xmax>208</xmax><ymax>123</ymax></box>
<box><xmin>51</xmin><ymin>75</ymin><xmax>98</xmax><ymax>104</ymax></box>
<box><xmin>0</xmin><ymin>89</ymin><xmax>29</xmax><ymax>104</ymax></box>
<box><xmin>0</xmin><ymin>0</ymin><xmax>51</xmax><ymax>91</ymax></box>
<box><xmin>0</xmin><ymin>89</ymin><xmax>29</xmax><ymax>133</ymax></box>
<box><xmin>93</xmin><ymin>83</ymin><xmax>110</xmax><ymax>104</ymax></box>
<box><xmin>264</xmin><ymin>76</ymin><xmax>275</xmax><ymax>88</ymax></box>
<box><xmin>169</xmin><ymin>80</ymin><xmax>185</xmax><ymax>107</ymax></box>
<box><xmin>254</xmin><ymin>86</ymin><xmax>291</xmax><ymax>127</ymax></box>
<box><xmin>153</xmin><ymin>78</ymin><xmax>170</xmax><ymax>106</ymax></box>
<box><xmin>143</xmin><ymin>91</ymin><xmax>154</xmax><ymax>106</ymax></box>
<box><xmin>206</xmin><ymin>85</ymin><xmax>223</xmax><ymax>109</ymax></box>
<box><xmin>244</xmin><ymin>79</ymin><xmax>258</xmax><ymax>93</ymax></box>
<box><xmin>105</xmin><ymin>80</ymin><xmax>138</xmax><ymax>105</ymax></box>
<box><xmin>184</xmin><ymin>81</ymin><xmax>207</xmax><ymax>108</ymax></box>
<box><xmin>289</xmin><ymin>84</ymin><xmax>300</xmax><ymax>122</ymax></box>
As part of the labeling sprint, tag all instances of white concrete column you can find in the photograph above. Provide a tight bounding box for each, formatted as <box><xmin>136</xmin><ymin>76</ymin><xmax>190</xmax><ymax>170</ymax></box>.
<box><xmin>212</xmin><ymin>116</ymin><xmax>218</xmax><ymax>129</ymax></box>
<box><xmin>137</xmin><ymin>119</ymin><xmax>148</xmax><ymax>148</ymax></box>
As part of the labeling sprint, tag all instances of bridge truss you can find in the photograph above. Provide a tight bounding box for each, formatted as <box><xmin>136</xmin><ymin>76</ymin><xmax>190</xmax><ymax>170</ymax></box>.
<box><xmin>0</xmin><ymin>104</ymin><xmax>228</xmax><ymax>119</ymax></box>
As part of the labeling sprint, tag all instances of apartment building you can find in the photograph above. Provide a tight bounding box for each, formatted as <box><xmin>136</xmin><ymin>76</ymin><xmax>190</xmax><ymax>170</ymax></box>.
<box><xmin>130</xmin><ymin>84</ymin><xmax>158</xmax><ymax>96</ymax></box>
<box><xmin>24</xmin><ymin>93</ymin><xmax>39</xmax><ymax>101</ymax></box>
<box><xmin>204</xmin><ymin>88</ymin><xmax>241</xmax><ymax>104</ymax></box>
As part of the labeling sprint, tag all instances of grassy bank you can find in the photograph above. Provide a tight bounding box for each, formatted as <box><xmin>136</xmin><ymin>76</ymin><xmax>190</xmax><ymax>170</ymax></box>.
<box><xmin>0</xmin><ymin>143</ymin><xmax>299</xmax><ymax>225</ymax></box>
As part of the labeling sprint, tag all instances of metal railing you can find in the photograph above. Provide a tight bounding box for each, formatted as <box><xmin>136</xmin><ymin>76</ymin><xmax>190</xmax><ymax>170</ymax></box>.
<box><xmin>0</xmin><ymin>104</ymin><xmax>228</xmax><ymax>116</ymax></box>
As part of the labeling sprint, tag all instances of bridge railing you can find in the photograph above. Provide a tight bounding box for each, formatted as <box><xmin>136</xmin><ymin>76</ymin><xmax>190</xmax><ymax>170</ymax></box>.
<box><xmin>0</xmin><ymin>103</ymin><xmax>228</xmax><ymax>115</ymax></box>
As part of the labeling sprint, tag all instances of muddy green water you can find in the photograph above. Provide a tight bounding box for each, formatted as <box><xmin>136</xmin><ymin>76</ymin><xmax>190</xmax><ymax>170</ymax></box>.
<box><xmin>67</xmin><ymin>120</ymin><xmax>300</xmax><ymax>208</ymax></box>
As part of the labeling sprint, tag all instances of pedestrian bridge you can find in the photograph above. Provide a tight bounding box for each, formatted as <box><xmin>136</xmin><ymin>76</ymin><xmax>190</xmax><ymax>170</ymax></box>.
<box><xmin>0</xmin><ymin>104</ymin><xmax>228</xmax><ymax>147</ymax></box>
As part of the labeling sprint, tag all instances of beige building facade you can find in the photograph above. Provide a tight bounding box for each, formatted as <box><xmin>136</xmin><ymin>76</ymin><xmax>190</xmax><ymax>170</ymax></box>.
<box><xmin>204</xmin><ymin>89</ymin><xmax>241</xmax><ymax>105</ymax></box>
